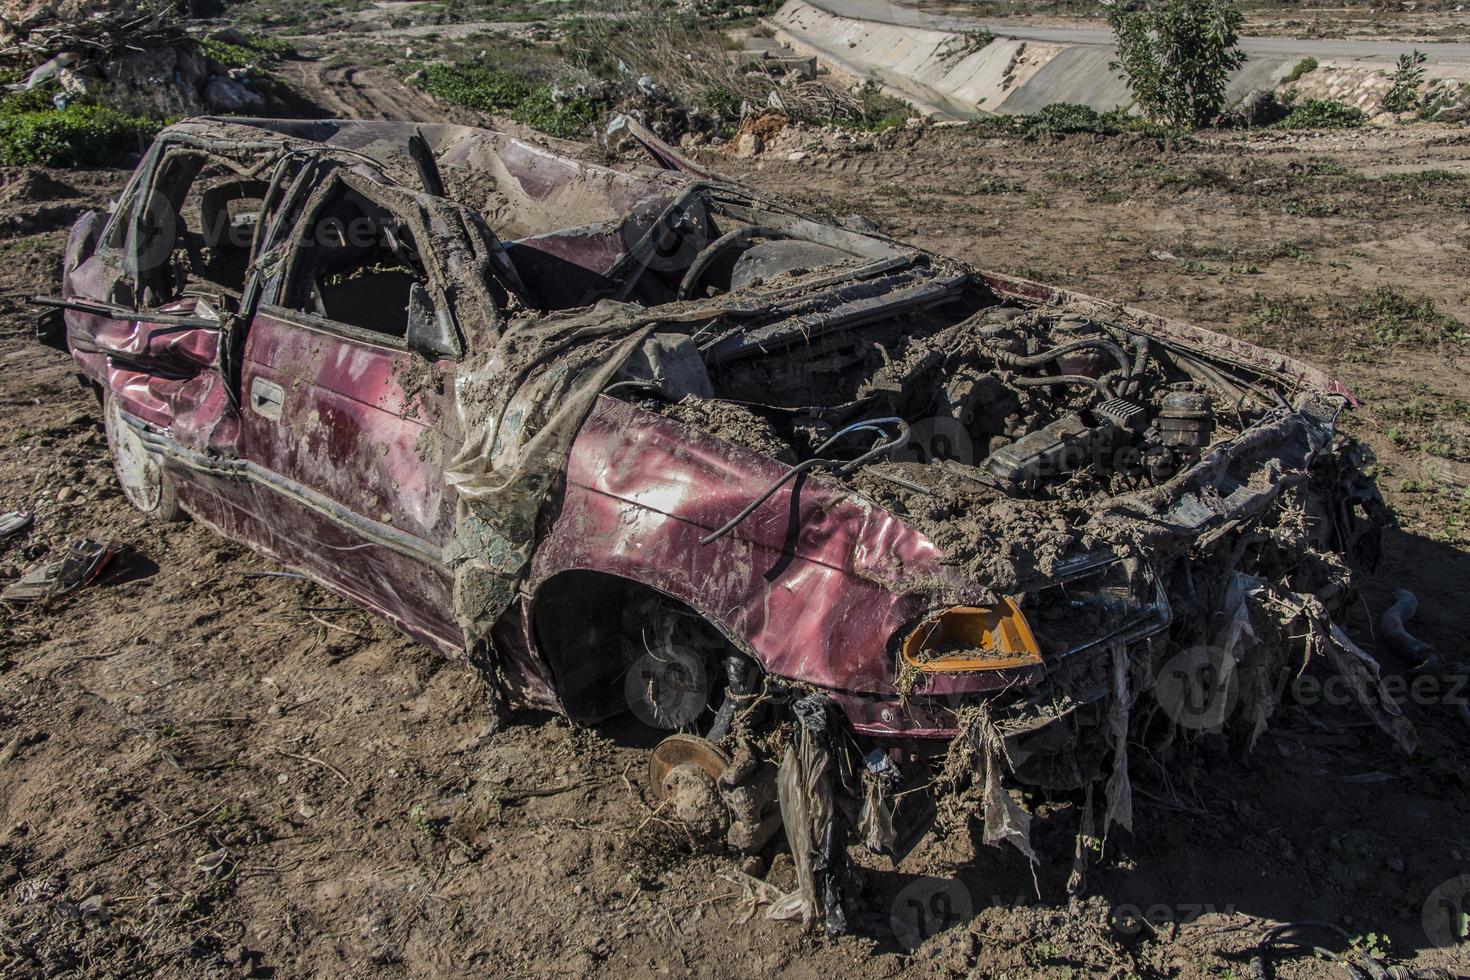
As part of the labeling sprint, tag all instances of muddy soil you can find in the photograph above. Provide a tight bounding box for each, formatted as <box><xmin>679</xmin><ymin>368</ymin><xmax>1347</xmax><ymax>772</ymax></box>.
<box><xmin>1</xmin><ymin>59</ymin><xmax>1468</xmax><ymax>979</ymax></box>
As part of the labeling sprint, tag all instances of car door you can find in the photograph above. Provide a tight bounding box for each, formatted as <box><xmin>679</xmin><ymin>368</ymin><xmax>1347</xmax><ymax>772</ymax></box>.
<box><xmin>54</xmin><ymin>138</ymin><xmax>276</xmax><ymax>454</ymax></box>
<box><xmin>234</xmin><ymin>170</ymin><xmax>467</xmax><ymax>652</ymax></box>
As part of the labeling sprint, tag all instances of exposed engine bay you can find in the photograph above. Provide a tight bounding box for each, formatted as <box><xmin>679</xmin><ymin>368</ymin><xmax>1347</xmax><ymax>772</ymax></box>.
<box><xmin>597</xmin><ymin>255</ymin><xmax>1402</xmax><ymax>933</ymax></box>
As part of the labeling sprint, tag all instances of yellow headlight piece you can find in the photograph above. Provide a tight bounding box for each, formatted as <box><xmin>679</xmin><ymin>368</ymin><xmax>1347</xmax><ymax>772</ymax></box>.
<box><xmin>900</xmin><ymin>598</ymin><xmax>1042</xmax><ymax>672</ymax></box>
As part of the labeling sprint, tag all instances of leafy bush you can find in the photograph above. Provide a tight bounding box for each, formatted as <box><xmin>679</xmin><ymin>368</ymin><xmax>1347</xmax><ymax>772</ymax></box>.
<box><xmin>1380</xmin><ymin>50</ymin><xmax>1427</xmax><ymax>113</ymax></box>
<box><xmin>0</xmin><ymin>104</ymin><xmax>157</xmax><ymax>166</ymax></box>
<box><xmin>1273</xmin><ymin>99</ymin><xmax>1366</xmax><ymax>129</ymax></box>
<box><xmin>848</xmin><ymin>82</ymin><xmax>914</xmax><ymax>132</ymax></box>
<box><xmin>697</xmin><ymin>86</ymin><xmax>743</xmax><ymax>122</ymax></box>
<box><xmin>1107</xmin><ymin>0</ymin><xmax>1245</xmax><ymax>129</ymax></box>
<box><xmin>1285</xmin><ymin>57</ymin><xmax>1318</xmax><ymax>83</ymax></box>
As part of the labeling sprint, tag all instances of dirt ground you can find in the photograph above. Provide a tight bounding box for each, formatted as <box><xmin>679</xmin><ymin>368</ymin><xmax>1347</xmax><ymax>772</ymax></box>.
<box><xmin>2</xmin><ymin>47</ymin><xmax>1469</xmax><ymax>979</ymax></box>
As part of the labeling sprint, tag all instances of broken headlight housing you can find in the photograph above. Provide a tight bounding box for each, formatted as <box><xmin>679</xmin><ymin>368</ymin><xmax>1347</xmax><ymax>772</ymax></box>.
<box><xmin>899</xmin><ymin>598</ymin><xmax>1043</xmax><ymax>673</ymax></box>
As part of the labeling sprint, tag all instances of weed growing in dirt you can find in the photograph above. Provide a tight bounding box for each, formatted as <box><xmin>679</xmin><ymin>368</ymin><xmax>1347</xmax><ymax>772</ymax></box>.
<box><xmin>406</xmin><ymin>61</ymin><xmax>605</xmax><ymax>139</ymax></box>
<box><xmin>1244</xmin><ymin>293</ymin><xmax>1314</xmax><ymax>334</ymax></box>
<box><xmin>234</xmin><ymin>0</ymin><xmax>370</xmax><ymax>28</ymax></box>
<box><xmin>1285</xmin><ymin>56</ymin><xmax>1318</xmax><ymax>82</ymax></box>
<box><xmin>198</xmin><ymin>35</ymin><xmax>296</xmax><ymax>72</ymax></box>
<box><xmin>974</xmin><ymin>175</ymin><xmax>1027</xmax><ymax>194</ymax></box>
<box><xmin>409</xmin><ymin>803</ymin><xmax>442</xmax><ymax>840</ymax></box>
<box><xmin>1382</xmin><ymin>169</ymin><xmax>1467</xmax><ymax>188</ymax></box>
<box><xmin>1350</xmin><ymin>286</ymin><xmax>1467</xmax><ymax>348</ymax></box>
<box><xmin>1397</xmin><ymin>480</ymin><xmax>1470</xmax><ymax>544</ymax></box>
<box><xmin>1274</xmin><ymin>98</ymin><xmax>1366</xmax><ymax>129</ymax></box>
<box><xmin>1107</xmin><ymin>0</ymin><xmax>1245</xmax><ymax>128</ymax></box>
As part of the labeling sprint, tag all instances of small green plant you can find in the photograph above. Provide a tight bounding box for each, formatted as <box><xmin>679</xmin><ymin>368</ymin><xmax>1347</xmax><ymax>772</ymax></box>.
<box><xmin>409</xmin><ymin>803</ymin><xmax>440</xmax><ymax>840</ymax></box>
<box><xmin>1107</xmin><ymin>0</ymin><xmax>1246</xmax><ymax>128</ymax></box>
<box><xmin>1286</xmin><ymin>56</ymin><xmax>1318</xmax><ymax>83</ymax></box>
<box><xmin>1274</xmin><ymin>99</ymin><xmax>1366</xmax><ymax>129</ymax></box>
<box><xmin>1349</xmin><ymin>931</ymin><xmax>1389</xmax><ymax>960</ymax></box>
<box><xmin>1380</xmin><ymin>50</ymin><xmax>1427</xmax><ymax>113</ymax></box>
<box><xmin>975</xmin><ymin>175</ymin><xmax>1026</xmax><ymax>194</ymax></box>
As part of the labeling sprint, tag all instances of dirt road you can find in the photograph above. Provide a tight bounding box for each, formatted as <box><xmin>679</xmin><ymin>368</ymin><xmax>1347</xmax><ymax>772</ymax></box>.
<box><xmin>827</xmin><ymin>0</ymin><xmax>1470</xmax><ymax>56</ymax></box>
<box><xmin>1</xmin><ymin>63</ymin><xmax>1468</xmax><ymax>978</ymax></box>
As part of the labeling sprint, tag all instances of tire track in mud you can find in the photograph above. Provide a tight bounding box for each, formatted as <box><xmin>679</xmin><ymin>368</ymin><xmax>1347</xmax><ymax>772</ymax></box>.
<box><xmin>278</xmin><ymin>58</ymin><xmax>459</xmax><ymax>123</ymax></box>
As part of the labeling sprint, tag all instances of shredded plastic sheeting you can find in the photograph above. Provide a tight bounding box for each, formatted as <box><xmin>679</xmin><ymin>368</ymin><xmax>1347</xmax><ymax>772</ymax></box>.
<box><xmin>1101</xmin><ymin>642</ymin><xmax>1132</xmax><ymax>842</ymax></box>
<box><xmin>771</xmin><ymin>695</ymin><xmax>850</xmax><ymax>934</ymax></box>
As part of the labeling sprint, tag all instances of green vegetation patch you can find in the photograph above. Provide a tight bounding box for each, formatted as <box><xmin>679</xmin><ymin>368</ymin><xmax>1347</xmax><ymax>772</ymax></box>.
<box><xmin>0</xmin><ymin>97</ymin><xmax>157</xmax><ymax>167</ymax></box>
<box><xmin>969</xmin><ymin>103</ymin><xmax>1183</xmax><ymax>139</ymax></box>
<box><xmin>408</xmin><ymin>61</ymin><xmax>606</xmax><ymax>139</ymax></box>
<box><xmin>1273</xmin><ymin>99</ymin><xmax>1366</xmax><ymax>129</ymax></box>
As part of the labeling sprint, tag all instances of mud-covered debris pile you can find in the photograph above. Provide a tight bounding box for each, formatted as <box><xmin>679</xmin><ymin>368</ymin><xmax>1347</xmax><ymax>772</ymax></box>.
<box><xmin>0</xmin><ymin>5</ymin><xmax>283</xmax><ymax>118</ymax></box>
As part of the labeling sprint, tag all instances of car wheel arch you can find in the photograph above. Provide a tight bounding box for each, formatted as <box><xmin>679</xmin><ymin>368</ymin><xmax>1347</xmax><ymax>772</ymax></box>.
<box><xmin>527</xmin><ymin>568</ymin><xmax>764</xmax><ymax>726</ymax></box>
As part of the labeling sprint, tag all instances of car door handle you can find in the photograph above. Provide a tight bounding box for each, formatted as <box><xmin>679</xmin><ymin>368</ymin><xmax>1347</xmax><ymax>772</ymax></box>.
<box><xmin>250</xmin><ymin>378</ymin><xmax>285</xmax><ymax>421</ymax></box>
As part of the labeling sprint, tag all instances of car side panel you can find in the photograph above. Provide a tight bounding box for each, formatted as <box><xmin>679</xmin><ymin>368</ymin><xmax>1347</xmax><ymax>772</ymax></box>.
<box><xmin>527</xmin><ymin>397</ymin><xmax>1006</xmax><ymax>700</ymax></box>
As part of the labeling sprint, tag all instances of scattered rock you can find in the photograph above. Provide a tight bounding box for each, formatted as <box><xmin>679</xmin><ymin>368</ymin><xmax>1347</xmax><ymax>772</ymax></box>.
<box><xmin>204</xmin><ymin>75</ymin><xmax>264</xmax><ymax>113</ymax></box>
<box><xmin>732</xmin><ymin>132</ymin><xmax>763</xmax><ymax>158</ymax></box>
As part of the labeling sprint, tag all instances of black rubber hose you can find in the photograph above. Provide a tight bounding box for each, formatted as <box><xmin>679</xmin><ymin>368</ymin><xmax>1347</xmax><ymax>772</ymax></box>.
<box><xmin>1123</xmin><ymin>335</ymin><xmax>1150</xmax><ymax>398</ymax></box>
<box><xmin>1380</xmin><ymin>589</ymin><xmax>1435</xmax><ymax>666</ymax></box>
<box><xmin>699</xmin><ymin>418</ymin><xmax>909</xmax><ymax>545</ymax></box>
<box><xmin>676</xmin><ymin>225</ymin><xmax>792</xmax><ymax>301</ymax></box>
<box><xmin>1009</xmin><ymin>373</ymin><xmax>1116</xmax><ymax>400</ymax></box>
<box><xmin>991</xmin><ymin>337</ymin><xmax>1134</xmax><ymax>380</ymax></box>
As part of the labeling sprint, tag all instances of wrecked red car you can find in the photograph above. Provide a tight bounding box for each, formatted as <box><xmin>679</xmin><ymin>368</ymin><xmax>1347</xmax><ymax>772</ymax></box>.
<box><xmin>36</xmin><ymin>117</ymin><xmax>1409</xmax><ymax>932</ymax></box>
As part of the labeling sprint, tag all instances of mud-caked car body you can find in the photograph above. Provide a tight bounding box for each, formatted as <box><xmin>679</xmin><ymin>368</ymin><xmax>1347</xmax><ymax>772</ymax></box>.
<box><xmin>38</xmin><ymin>118</ymin><xmax>1409</xmax><ymax>931</ymax></box>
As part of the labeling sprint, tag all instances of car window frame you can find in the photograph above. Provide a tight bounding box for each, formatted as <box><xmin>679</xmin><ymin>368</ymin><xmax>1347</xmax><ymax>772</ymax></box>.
<box><xmin>260</xmin><ymin>169</ymin><xmax>463</xmax><ymax>361</ymax></box>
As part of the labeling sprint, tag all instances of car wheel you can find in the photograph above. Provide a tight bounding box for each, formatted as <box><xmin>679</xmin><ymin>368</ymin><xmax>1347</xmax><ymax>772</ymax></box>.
<box><xmin>103</xmin><ymin>394</ymin><xmax>186</xmax><ymax>522</ymax></box>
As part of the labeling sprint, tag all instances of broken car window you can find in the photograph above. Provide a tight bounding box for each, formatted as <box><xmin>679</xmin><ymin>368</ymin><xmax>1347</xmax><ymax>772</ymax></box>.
<box><xmin>126</xmin><ymin>151</ymin><xmax>268</xmax><ymax>306</ymax></box>
<box><xmin>283</xmin><ymin>185</ymin><xmax>431</xmax><ymax>342</ymax></box>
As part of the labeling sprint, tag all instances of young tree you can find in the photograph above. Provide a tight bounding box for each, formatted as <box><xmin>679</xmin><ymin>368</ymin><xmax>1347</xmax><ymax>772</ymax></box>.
<box><xmin>1107</xmin><ymin>0</ymin><xmax>1246</xmax><ymax>129</ymax></box>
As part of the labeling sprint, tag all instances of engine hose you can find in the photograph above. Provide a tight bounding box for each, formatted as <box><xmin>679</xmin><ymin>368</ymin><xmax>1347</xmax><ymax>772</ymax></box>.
<box><xmin>990</xmin><ymin>337</ymin><xmax>1134</xmax><ymax>380</ymax></box>
<box><xmin>1124</xmin><ymin>335</ymin><xmax>1150</xmax><ymax>398</ymax></box>
<box><xmin>1379</xmin><ymin>589</ymin><xmax>1435</xmax><ymax>666</ymax></box>
<box><xmin>676</xmin><ymin>225</ymin><xmax>792</xmax><ymax>301</ymax></box>
<box><xmin>700</xmin><ymin>417</ymin><xmax>909</xmax><ymax>545</ymax></box>
<box><xmin>1009</xmin><ymin>373</ymin><xmax>1116</xmax><ymax>400</ymax></box>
